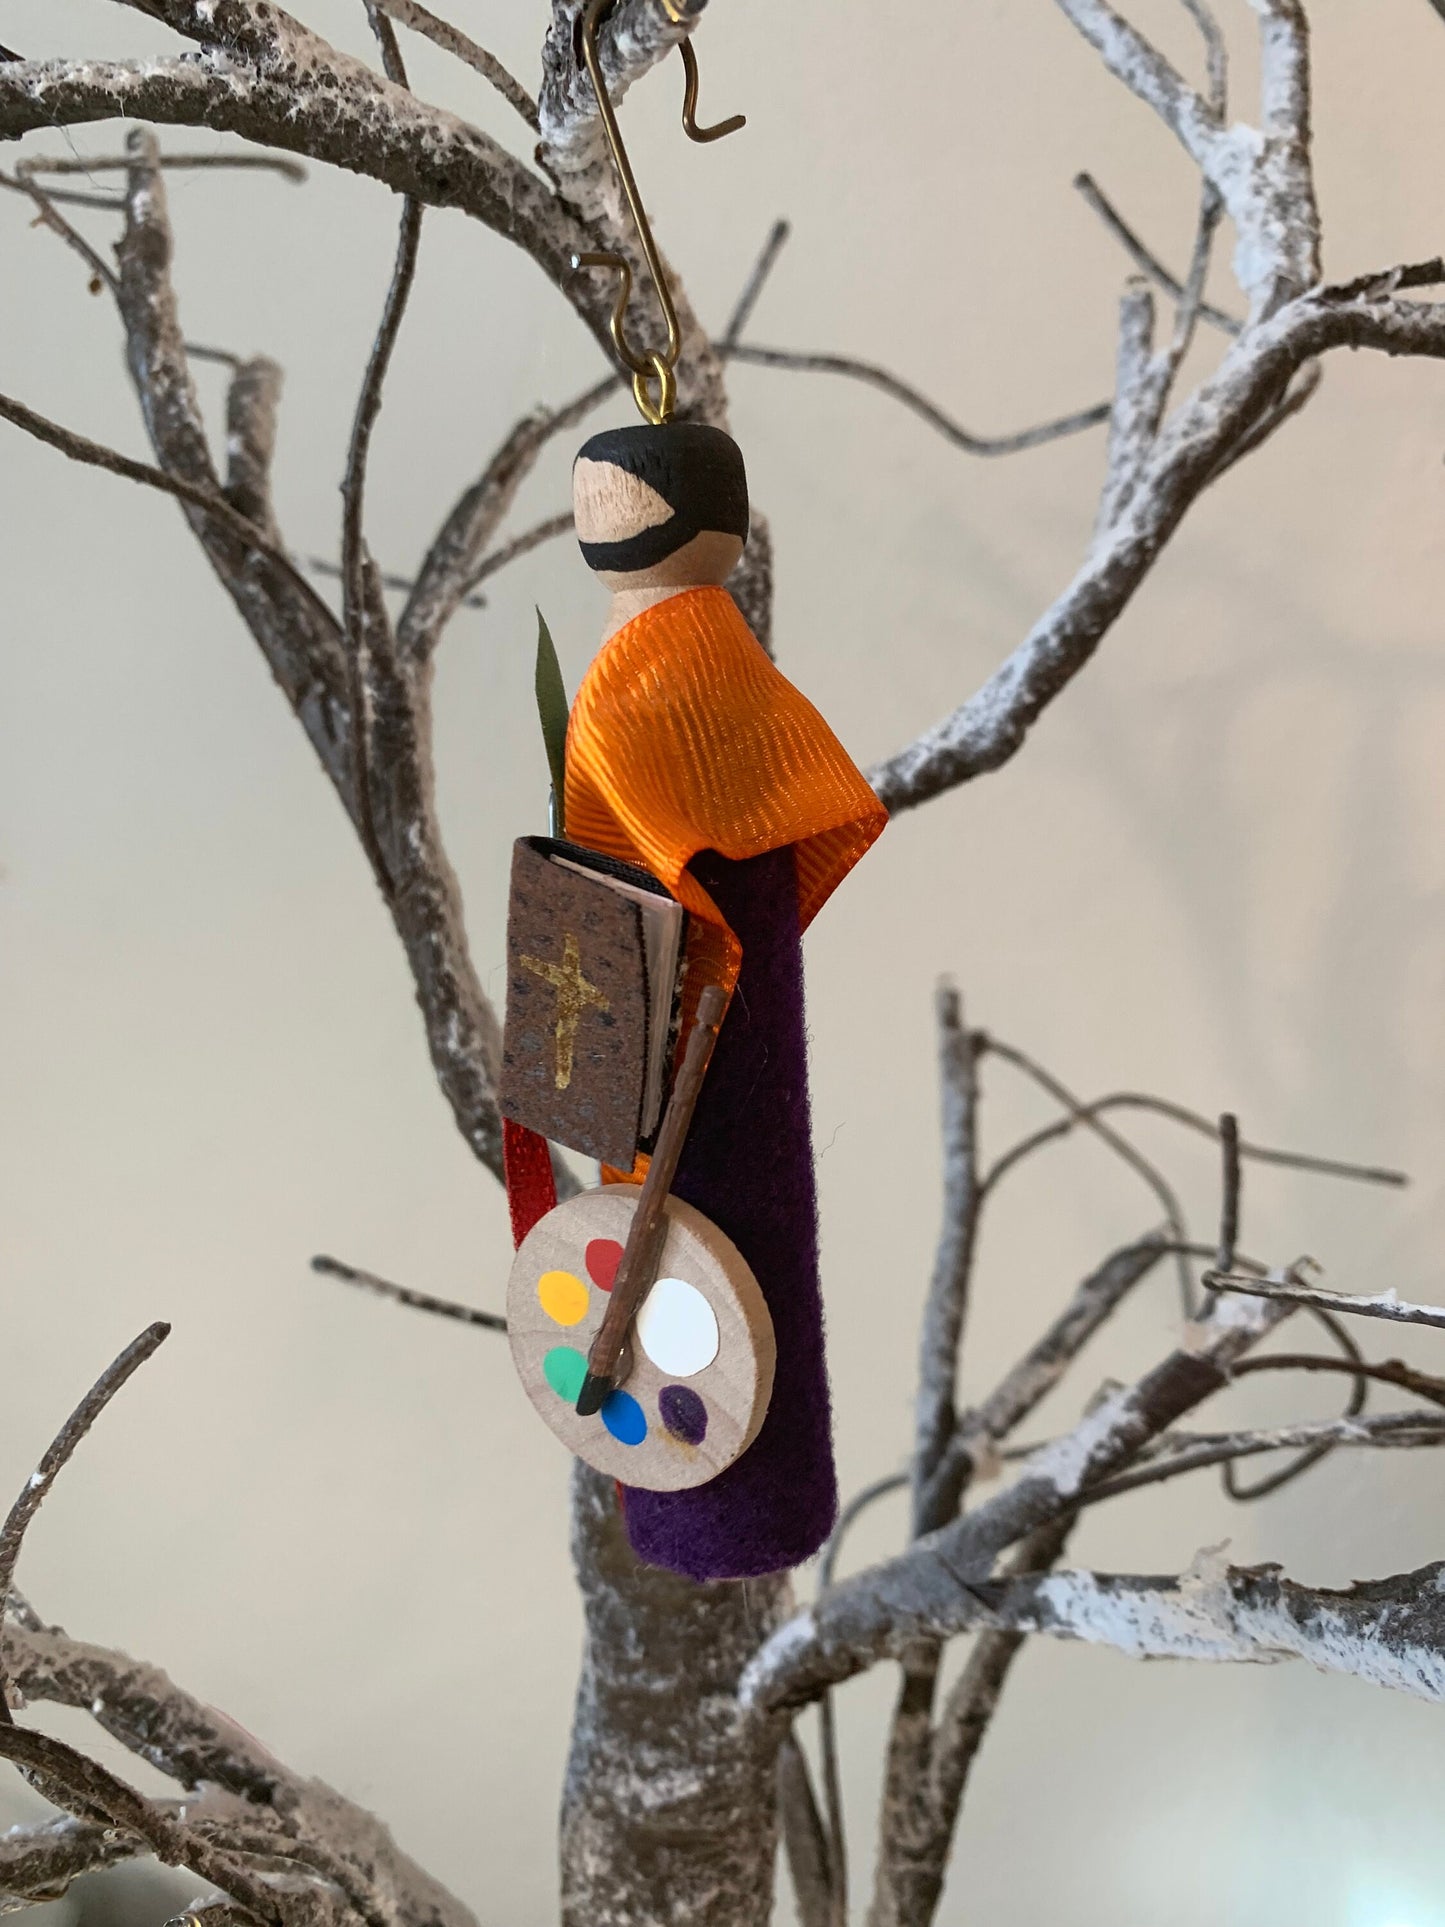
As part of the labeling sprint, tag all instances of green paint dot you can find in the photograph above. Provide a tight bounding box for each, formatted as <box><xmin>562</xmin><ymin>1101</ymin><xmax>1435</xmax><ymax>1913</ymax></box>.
<box><xmin>543</xmin><ymin>1346</ymin><xmax>587</xmax><ymax>1404</ymax></box>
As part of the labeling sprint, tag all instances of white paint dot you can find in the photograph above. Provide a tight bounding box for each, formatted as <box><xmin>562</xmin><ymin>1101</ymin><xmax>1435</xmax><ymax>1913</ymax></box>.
<box><xmin>636</xmin><ymin>1276</ymin><xmax>719</xmax><ymax>1378</ymax></box>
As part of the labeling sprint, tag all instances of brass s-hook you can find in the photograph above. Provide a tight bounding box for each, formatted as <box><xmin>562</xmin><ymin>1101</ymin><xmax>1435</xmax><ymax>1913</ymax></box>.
<box><xmin>570</xmin><ymin>0</ymin><xmax>744</xmax><ymax>424</ymax></box>
<box><xmin>678</xmin><ymin>39</ymin><xmax>745</xmax><ymax>143</ymax></box>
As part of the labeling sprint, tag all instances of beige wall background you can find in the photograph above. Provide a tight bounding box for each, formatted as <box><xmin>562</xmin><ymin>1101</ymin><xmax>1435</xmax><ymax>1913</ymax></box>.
<box><xmin>3</xmin><ymin>1</ymin><xmax>1444</xmax><ymax>1921</ymax></box>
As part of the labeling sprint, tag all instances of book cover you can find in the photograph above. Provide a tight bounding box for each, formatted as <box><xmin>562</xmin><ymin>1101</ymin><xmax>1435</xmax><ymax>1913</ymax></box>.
<box><xmin>500</xmin><ymin>838</ymin><xmax>679</xmax><ymax>1168</ymax></box>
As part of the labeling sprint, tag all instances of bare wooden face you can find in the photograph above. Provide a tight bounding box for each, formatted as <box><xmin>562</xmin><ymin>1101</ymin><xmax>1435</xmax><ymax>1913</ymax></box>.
<box><xmin>573</xmin><ymin>456</ymin><xmax>745</xmax><ymax>592</ymax></box>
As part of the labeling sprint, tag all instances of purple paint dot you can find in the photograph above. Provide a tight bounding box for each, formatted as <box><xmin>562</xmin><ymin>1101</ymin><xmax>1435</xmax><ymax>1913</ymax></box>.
<box><xmin>659</xmin><ymin>1384</ymin><xmax>708</xmax><ymax>1446</ymax></box>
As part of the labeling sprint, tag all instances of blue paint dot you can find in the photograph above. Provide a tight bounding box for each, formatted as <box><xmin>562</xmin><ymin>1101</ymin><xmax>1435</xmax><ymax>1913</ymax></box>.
<box><xmin>659</xmin><ymin>1383</ymin><xmax>708</xmax><ymax>1446</ymax></box>
<box><xmin>600</xmin><ymin>1388</ymin><xmax>647</xmax><ymax>1446</ymax></box>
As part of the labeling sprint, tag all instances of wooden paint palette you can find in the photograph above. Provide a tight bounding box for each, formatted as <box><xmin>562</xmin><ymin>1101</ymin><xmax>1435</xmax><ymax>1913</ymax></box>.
<box><xmin>507</xmin><ymin>1185</ymin><xmax>775</xmax><ymax>1490</ymax></box>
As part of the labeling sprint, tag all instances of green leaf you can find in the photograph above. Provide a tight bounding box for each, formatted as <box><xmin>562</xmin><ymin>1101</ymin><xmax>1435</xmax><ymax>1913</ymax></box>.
<box><xmin>534</xmin><ymin>606</ymin><xmax>569</xmax><ymax>834</ymax></box>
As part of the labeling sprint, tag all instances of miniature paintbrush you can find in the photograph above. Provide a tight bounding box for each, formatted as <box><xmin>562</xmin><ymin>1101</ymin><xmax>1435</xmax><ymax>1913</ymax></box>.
<box><xmin>575</xmin><ymin>982</ymin><xmax>728</xmax><ymax>1418</ymax></box>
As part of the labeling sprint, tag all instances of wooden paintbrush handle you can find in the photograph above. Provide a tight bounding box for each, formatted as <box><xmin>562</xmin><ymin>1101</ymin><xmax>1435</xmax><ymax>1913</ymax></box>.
<box><xmin>579</xmin><ymin>982</ymin><xmax>728</xmax><ymax>1400</ymax></box>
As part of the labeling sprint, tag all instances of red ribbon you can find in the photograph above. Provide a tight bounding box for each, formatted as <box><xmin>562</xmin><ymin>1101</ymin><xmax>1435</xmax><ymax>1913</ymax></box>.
<box><xmin>503</xmin><ymin>1117</ymin><xmax>557</xmax><ymax>1249</ymax></box>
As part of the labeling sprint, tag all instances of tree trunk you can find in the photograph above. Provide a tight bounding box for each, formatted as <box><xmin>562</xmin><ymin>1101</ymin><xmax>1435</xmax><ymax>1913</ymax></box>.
<box><xmin>561</xmin><ymin>1466</ymin><xmax>789</xmax><ymax>1925</ymax></box>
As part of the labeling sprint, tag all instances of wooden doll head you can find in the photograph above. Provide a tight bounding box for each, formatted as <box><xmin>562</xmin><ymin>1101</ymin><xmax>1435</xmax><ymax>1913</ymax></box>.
<box><xmin>573</xmin><ymin>422</ymin><xmax>749</xmax><ymax>593</ymax></box>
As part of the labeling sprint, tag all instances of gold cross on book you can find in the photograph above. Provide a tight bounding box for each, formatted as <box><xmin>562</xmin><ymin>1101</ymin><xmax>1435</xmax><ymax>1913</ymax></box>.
<box><xmin>520</xmin><ymin>932</ymin><xmax>610</xmax><ymax>1090</ymax></box>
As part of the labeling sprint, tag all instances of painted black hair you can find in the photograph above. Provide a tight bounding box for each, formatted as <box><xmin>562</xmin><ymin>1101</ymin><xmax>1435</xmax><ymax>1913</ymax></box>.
<box><xmin>574</xmin><ymin>421</ymin><xmax>749</xmax><ymax>575</ymax></box>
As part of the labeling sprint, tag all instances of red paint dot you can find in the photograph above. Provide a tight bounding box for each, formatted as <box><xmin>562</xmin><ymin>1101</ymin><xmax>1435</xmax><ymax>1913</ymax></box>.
<box><xmin>586</xmin><ymin>1238</ymin><xmax>624</xmax><ymax>1292</ymax></box>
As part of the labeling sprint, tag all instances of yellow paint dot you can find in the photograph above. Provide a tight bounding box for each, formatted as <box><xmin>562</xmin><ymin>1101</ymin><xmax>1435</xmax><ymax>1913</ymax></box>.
<box><xmin>538</xmin><ymin>1269</ymin><xmax>590</xmax><ymax>1327</ymax></box>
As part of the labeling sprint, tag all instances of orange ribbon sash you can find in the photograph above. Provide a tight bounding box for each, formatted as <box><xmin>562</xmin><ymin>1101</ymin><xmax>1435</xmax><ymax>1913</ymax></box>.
<box><xmin>564</xmin><ymin>584</ymin><xmax>887</xmax><ymax>1008</ymax></box>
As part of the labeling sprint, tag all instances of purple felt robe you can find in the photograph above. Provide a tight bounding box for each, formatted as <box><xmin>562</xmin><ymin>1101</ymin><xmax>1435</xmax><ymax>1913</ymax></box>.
<box><xmin>621</xmin><ymin>845</ymin><xmax>837</xmax><ymax>1582</ymax></box>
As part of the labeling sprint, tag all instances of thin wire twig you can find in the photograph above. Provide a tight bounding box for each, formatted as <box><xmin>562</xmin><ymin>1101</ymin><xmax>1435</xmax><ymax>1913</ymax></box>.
<box><xmin>18</xmin><ymin>151</ymin><xmax>307</xmax><ymax>183</ymax></box>
<box><xmin>1233</xmin><ymin>1351</ymin><xmax>1445</xmax><ymax>1409</ymax></box>
<box><xmin>721</xmin><ymin>219</ymin><xmax>791</xmax><ymax>349</ymax></box>
<box><xmin>1081</xmin><ymin>1409</ymin><xmax>1445</xmax><ymax>1504</ymax></box>
<box><xmin>815</xmin><ymin>1470</ymin><xmax>907</xmax><ymax>1916</ymax></box>
<box><xmin>1216</xmin><ymin>1112</ymin><xmax>1241</xmax><ymax>1272</ymax></box>
<box><xmin>340</xmin><ymin>3</ymin><xmax>421</xmax><ymax>899</ymax></box>
<box><xmin>311</xmin><ymin>511</ymin><xmax>575</xmax><ymax>614</ymax></box>
<box><xmin>722</xmin><ymin>343</ymin><xmax>1111</xmax><ymax>455</ymax></box>
<box><xmin>982</xmin><ymin>1089</ymin><xmax>1405</xmax><ymax>1196</ymax></box>
<box><xmin>0</xmin><ymin>167</ymin><xmax>117</xmax><ymax>289</ymax></box>
<box><xmin>1074</xmin><ymin>171</ymin><xmax>1240</xmax><ymax>336</ymax></box>
<box><xmin>373</xmin><ymin>0</ymin><xmax>538</xmax><ymax>129</ymax></box>
<box><xmin>309</xmin><ymin>554</ymin><xmax>486</xmax><ymax>609</ymax></box>
<box><xmin>0</xmin><ymin>390</ymin><xmax>333</xmax><ymax>627</ymax></box>
<box><xmin>462</xmin><ymin>510</ymin><xmax>576</xmax><ymax>594</ymax></box>
<box><xmin>0</xmin><ymin>1324</ymin><xmax>171</xmax><ymax>1717</ymax></box>
<box><xmin>978</xmin><ymin>1035</ymin><xmax>1196</xmax><ymax>1315</ymax></box>
<box><xmin>1226</xmin><ymin>1304</ymin><xmax>1368</xmax><ymax>1501</ymax></box>
<box><xmin>1205</xmin><ymin>1269</ymin><xmax>1445</xmax><ymax>1332</ymax></box>
<box><xmin>1178</xmin><ymin>0</ymin><xmax>1227</xmax><ymax>114</ymax></box>
<box><xmin>311</xmin><ymin>1255</ymin><xmax>506</xmax><ymax>1332</ymax></box>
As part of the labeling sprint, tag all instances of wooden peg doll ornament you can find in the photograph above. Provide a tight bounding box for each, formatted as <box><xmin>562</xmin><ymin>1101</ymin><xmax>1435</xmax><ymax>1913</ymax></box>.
<box><xmin>498</xmin><ymin>0</ymin><xmax>883</xmax><ymax>1583</ymax></box>
<box><xmin>501</xmin><ymin>420</ymin><xmax>886</xmax><ymax>1582</ymax></box>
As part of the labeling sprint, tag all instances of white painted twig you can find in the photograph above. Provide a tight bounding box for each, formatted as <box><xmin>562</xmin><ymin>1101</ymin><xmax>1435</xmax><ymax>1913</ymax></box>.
<box><xmin>973</xmin><ymin>1550</ymin><xmax>1445</xmax><ymax>1705</ymax></box>
<box><xmin>1205</xmin><ymin>1269</ymin><xmax>1445</xmax><ymax>1332</ymax></box>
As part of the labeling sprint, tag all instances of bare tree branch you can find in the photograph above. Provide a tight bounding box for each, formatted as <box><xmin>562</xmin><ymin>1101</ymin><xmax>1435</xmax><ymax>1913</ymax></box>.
<box><xmin>1052</xmin><ymin>0</ymin><xmax>1225</xmax><ymax>170</ymax></box>
<box><xmin>18</xmin><ymin>149</ymin><xmax>307</xmax><ymax>183</ymax></box>
<box><xmin>1232</xmin><ymin>1351</ymin><xmax>1445</xmax><ymax>1409</ymax></box>
<box><xmin>725</xmin><ymin>344</ymin><xmax>1111</xmax><ymax>457</ymax></box>
<box><xmin>310</xmin><ymin>1254</ymin><xmax>506</xmax><ymax>1332</ymax></box>
<box><xmin>1081</xmin><ymin>1408</ymin><xmax>1445</xmax><ymax>1503</ymax></box>
<box><xmin>1095</xmin><ymin>278</ymin><xmax>1166</xmax><ymax>532</ymax></box>
<box><xmin>399</xmin><ymin>383</ymin><xmax>610</xmax><ymax>658</ymax></box>
<box><xmin>868</xmin><ymin>279</ymin><xmax>1445</xmax><ymax>814</ymax></box>
<box><xmin>981</xmin><ymin>1086</ymin><xmax>1405</xmax><ymax>1195</ymax></box>
<box><xmin>776</xmin><ymin>1730</ymin><xmax>832</xmax><ymax>1927</ymax></box>
<box><xmin>875</xmin><ymin>1516</ymin><xmax>1077</xmax><ymax>1927</ymax></box>
<box><xmin>1216</xmin><ymin>1111</ymin><xmax>1241</xmax><ymax>1272</ymax></box>
<box><xmin>374</xmin><ymin>0</ymin><xmax>538</xmax><ymax>129</ymax></box>
<box><xmin>912</xmin><ymin>987</ymin><xmax>982</xmax><ymax>1536</ymax></box>
<box><xmin>225</xmin><ymin>356</ymin><xmax>284</xmax><ymax>535</ymax></box>
<box><xmin>1207</xmin><ymin>356</ymin><xmax>1321</xmax><ymax>477</ymax></box>
<box><xmin>0</xmin><ymin>388</ymin><xmax>316</xmax><ymax>591</ymax></box>
<box><xmin>721</xmin><ymin>218</ymin><xmax>791</xmax><ymax>349</ymax></box>
<box><xmin>1053</xmin><ymin>0</ymin><xmax>1319</xmax><ymax>318</ymax></box>
<box><xmin>0</xmin><ymin>1813</ymin><xmax>137</xmax><ymax>1912</ymax></box>
<box><xmin>1179</xmin><ymin>0</ymin><xmax>1227</xmax><ymax>113</ymax></box>
<box><xmin>966</xmin><ymin>1551</ymin><xmax>1445</xmax><ymax>1703</ymax></box>
<box><xmin>980</xmin><ymin>1033</ymin><xmax>1196</xmax><ymax>1314</ymax></box>
<box><xmin>1074</xmin><ymin>171</ymin><xmax>1239</xmax><ymax>335</ymax></box>
<box><xmin>0</xmin><ymin>21</ymin><xmax>607</xmax><ymax>342</ymax></box>
<box><xmin>872</xmin><ymin>991</ymin><xmax>982</xmax><ymax>1927</ymax></box>
<box><xmin>339</xmin><ymin>7</ymin><xmax>422</xmax><ymax>899</ymax></box>
<box><xmin>0</xmin><ymin>1323</ymin><xmax>170</xmax><ymax>1713</ymax></box>
<box><xmin>0</xmin><ymin>1724</ymin><xmax>286</xmax><ymax>1926</ymax></box>
<box><xmin>2</xmin><ymin>1622</ymin><xmax>480</xmax><ymax>1927</ymax></box>
<box><xmin>0</xmin><ymin>165</ymin><xmax>118</xmax><ymax>290</ymax></box>
<box><xmin>919</xmin><ymin>1237</ymin><xmax>1169</xmax><ymax>1529</ymax></box>
<box><xmin>743</xmin><ymin>1283</ymin><xmax>1293</xmax><ymax>1715</ymax></box>
<box><xmin>1206</xmin><ymin>1268</ymin><xmax>1445</xmax><ymax>1331</ymax></box>
<box><xmin>463</xmin><ymin>510</ymin><xmax>577</xmax><ymax>594</ymax></box>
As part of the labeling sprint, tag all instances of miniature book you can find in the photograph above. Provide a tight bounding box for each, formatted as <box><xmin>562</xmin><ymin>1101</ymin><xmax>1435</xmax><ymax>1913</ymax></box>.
<box><xmin>499</xmin><ymin>836</ymin><xmax>686</xmax><ymax>1168</ymax></box>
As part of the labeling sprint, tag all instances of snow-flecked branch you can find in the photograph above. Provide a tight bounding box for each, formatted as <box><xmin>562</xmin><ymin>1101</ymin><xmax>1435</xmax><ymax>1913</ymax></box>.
<box><xmin>971</xmin><ymin>1551</ymin><xmax>1445</xmax><ymax>1705</ymax></box>
<box><xmin>744</xmin><ymin>1286</ymin><xmax>1292</xmax><ymax>1715</ymax></box>
<box><xmin>0</xmin><ymin>8</ymin><xmax>619</xmax><ymax>348</ymax></box>
<box><xmin>106</xmin><ymin>126</ymin><xmax>508</xmax><ymax>1177</ymax></box>
<box><xmin>538</xmin><ymin>0</ymin><xmax>729</xmax><ymax>422</ymax></box>
<box><xmin>2</xmin><ymin>1620</ymin><xmax>479</xmax><ymax>1926</ymax></box>
<box><xmin>1206</xmin><ymin>1267</ymin><xmax>1445</xmax><ymax>1331</ymax></box>
<box><xmin>869</xmin><ymin>276</ymin><xmax>1445</xmax><ymax>813</ymax></box>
